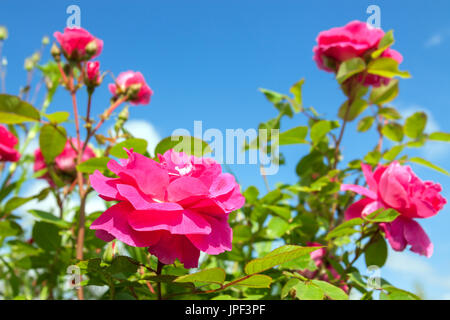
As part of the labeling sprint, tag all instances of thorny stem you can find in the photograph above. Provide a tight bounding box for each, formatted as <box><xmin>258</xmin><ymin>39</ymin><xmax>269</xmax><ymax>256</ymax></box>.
<box><xmin>156</xmin><ymin>260</ymin><xmax>164</xmax><ymax>300</ymax></box>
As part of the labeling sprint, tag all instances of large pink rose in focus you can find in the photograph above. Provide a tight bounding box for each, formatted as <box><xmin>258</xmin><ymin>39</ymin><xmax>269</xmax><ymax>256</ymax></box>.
<box><xmin>34</xmin><ymin>138</ymin><xmax>96</xmax><ymax>184</ymax></box>
<box><xmin>89</xmin><ymin>149</ymin><xmax>245</xmax><ymax>268</ymax></box>
<box><xmin>341</xmin><ymin>161</ymin><xmax>446</xmax><ymax>257</ymax></box>
<box><xmin>54</xmin><ymin>27</ymin><xmax>103</xmax><ymax>61</ymax></box>
<box><xmin>0</xmin><ymin>125</ymin><xmax>20</xmax><ymax>162</ymax></box>
<box><xmin>108</xmin><ymin>71</ymin><xmax>153</xmax><ymax>106</ymax></box>
<box><xmin>313</xmin><ymin>21</ymin><xmax>403</xmax><ymax>87</ymax></box>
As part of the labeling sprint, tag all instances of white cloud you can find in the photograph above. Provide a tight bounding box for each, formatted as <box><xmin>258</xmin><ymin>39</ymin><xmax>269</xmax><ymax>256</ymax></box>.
<box><xmin>425</xmin><ymin>34</ymin><xmax>443</xmax><ymax>47</ymax></box>
<box><xmin>386</xmin><ymin>250</ymin><xmax>450</xmax><ymax>295</ymax></box>
<box><xmin>425</xmin><ymin>28</ymin><xmax>450</xmax><ymax>47</ymax></box>
<box><xmin>123</xmin><ymin>119</ymin><xmax>161</xmax><ymax>156</ymax></box>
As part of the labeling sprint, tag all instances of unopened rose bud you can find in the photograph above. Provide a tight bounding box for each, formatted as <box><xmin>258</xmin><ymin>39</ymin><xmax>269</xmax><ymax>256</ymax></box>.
<box><xmin>126</xmin><ymin>83</ymin><xmax>143</xmax><ymax>100</ymax></box>
<box><xmin>31</xmin><ymin>52</ymin><xmax>41</xmax><ymax>63</ymax></box>
<box><xmin>85</xmin><ymin>40</ymin><xmax>98</xmax><ymax>57</ymax></box>
<box><xmin>51</xmin><ymin>43</ymin><xmax>61</xmax><ymax>61</ymax></box>
<box><xmin>0</xmin><ymin>26</ymin><xmax>8</xmax><ymax>41</ymax></box>
<box><xmin>118</xmin><ymin>106</ymin><xmax>129</xmax><ymax>122</ymax></box>
<box><xmin>42</xmin><ymin>36</ymin><xmax>49</xmax><ymax>45</ymax></box>
<box><xmin>24</xmin><ymin>58</ymin><xmax>34</xmax><ymax>71</ymax></box>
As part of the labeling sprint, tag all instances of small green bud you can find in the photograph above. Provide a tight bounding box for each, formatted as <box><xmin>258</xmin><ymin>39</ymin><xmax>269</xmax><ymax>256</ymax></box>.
<box><xmin>51</xmin><ymin>43</ymin><xmax>61</xmax><ymax>61</ymax></box>
<box><xmin>42</xmin><ymin>36</ymin><xmax>50</xmax><ymax>45</ymax></box>
<box><xmin>31</xmin><ymin>52</ymin><xmax>41</xmax><ymax>63</ymax></box>
<box><xmin>0</xmin><ymin>26</ymin><xmax>8</xmax><ymax>41</ymax></box>
<box><xmin>85</xmin><ymin>40</ymin><xmax>98</xmax><ymax>57</ymax></box>
<box><xmin>118</xmin><ymin>106</ymin><xmax>129</xmax><ymax>122</ymax></box>
<box><xmin>24</xmin><ymin>58</ymin><xmax>34</xmax><ymax>71</ymax></box>
<box><xmin>126</xmin><ymin>83</ymin><xmax>142</xmax><ymax>99</ymax></box>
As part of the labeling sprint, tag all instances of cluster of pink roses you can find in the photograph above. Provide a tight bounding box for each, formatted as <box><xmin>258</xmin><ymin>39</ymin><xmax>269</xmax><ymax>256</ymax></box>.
<box><xmin>314</xmin><ymin>21</ymin><xmax>446</xmax><ymax>258</ymax></box>
<box><xmin>313</xmin><ymin>20</ymin><xmax>403</xmax><ymax>87</ymax></box>
<box><xmin>33</xmin><ymin>27</ymin><xmax>154</xmax><ymax>182</ymax></box>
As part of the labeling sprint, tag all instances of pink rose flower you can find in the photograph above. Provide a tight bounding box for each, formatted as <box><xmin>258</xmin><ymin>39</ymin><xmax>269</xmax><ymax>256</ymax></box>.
<box><xmin>89</xmin><ymin>149</ymin><xmax>245</xmax><ymax>268</ymax></box>
<box><xmin>313</xmin><ymin>20</ymin><xmax>403</xmax><ymax>87</ymax></box>
<box><xmin>86</xmin><ymin>61</ymin><xmax>100</xmax><ymax>83</ymax></box>
<box><xmin>34</xmin><ymin>138</ymin><xmax>96</xmax><ymax>185</ymax></box>
<box><xmin>341</xmin><ymin>161</ymin><xmax>446</xmax><ymax>257</ymax></box>
<box><xmin>299</xmin><ymin>242</ymin><xmax>348</xmax><ymax>293</ymax></box>
<box><xmin>54</xmin><ymin>27</ymin><xmax>103</xmax><ymax>61</ymax></box>
<box><xmin>108</xmin><ymin>71</ymin><xmax>153</xmax><ymax>106</ymax></box>
<box><xmin>0</xmin><ymin>125</ymin><xmax>20</xmax><ymax>162</ymax></box>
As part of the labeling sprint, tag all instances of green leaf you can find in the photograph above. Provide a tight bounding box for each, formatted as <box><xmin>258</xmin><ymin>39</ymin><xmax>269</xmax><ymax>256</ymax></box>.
<box><xmin>39</xmin><ymin>124</ymin><xmax>67</xmax><ymax>164</ymax></box>
<box><xmin>367</xmin><ymin>58</ymin><xmax>411</xmax><ymax>79</ymax></box>
<box><xmin>294</xmin><ymin>281</ymin><xmax>324</xmax><ymax>300</ymax></box>
<box><xmin>282</xmin><ymin>278</ymin><xmax>300</xmax><ymax>298</ymax></box>
<box><xmin>365</xmin><ymin>234</ymin><xmax>388</xmax><ymax>268</ymax></box>
<box><xmin>233</xmin><ymin>275</ymin><xmax>273</xmax><ymax>288</ymax></box>
<box><xmin>383</xmin><ymin>145</ymin><xmax>404</xmax><ymax>161</ymax></box>
<box><xmin>0</xmin><ymin>94</ymin><xmax>40</xmax><ymax>123</ymax></box>
<box><xmin>45</xmin><ymin>111</ymin><xmax>69</xmax><ymax>124</ymax></box>
<box><xmin>76</xmin><ymin>157</ymin><xmax>109</xmax><ymax>174</ymax></box>
<box><xmin>357</xmin><ymin>116</ymin><xmax>375</xmax><ymax>132</ymax></box>
<box><xmin>278</xmin><ymin>126</ymin><xmax>308</xmax><ymax>145</ymax></box>
<box><xmin>382</xmin><ymin>286</ymin><xmax>421</xmax><ymax>300</ymax></box>
<box><xmin>0</xmin><ymin>220</ymin><xmax>23</xmax><ymax>238</ymax></box>
<box><xmin>263</xmin><ymin>205</ymin><xmax>291</xmax><ymax>220</ymax></box>
<box><xmin>336</xmin><ymin>58</ymin><xmax>366</xmax><ymax>84</ymax></box>
<box><xmin>4</xmin><ymin>196</ymin><xmax>33</xmax><ymax>213</ymax></box>
<box><xmin>371</xmin><ymin>30</ymin><xmax>395</xmax><ymax>59</ymax></box>
<box><xmin>110</xmin><ymin>138</ymin><xmax>148</xmax><ymax>158</ymax></box>
<box><xmin>382</xmin><ymin>123</ymin><xmax>404</xmax><ymax>142</ymax></box>
<box><xmin>259</xmin><ymin>88</ymin><xmax>286</xmax><ymax>104</ymax></box>
<box><xmin>365</xmin><ymin>208</ymin><xmax>400</xmax><ymax>223</ymax></box>
<box><xmin>428</xmin><ymin>132</ymin><xmax>450</xmax><ymax>142</ymax></box>
<box><xmin>289</xmin><ymin>79</ymin><xmax>305</xmax><ymax>112</ymax></box>
<box><xmin>409</xmin><ymin>157</ymin><xmax>450</xmax><ymax>176</ymax></box>
<box><xmin>232</xmin><ymin>225</ymin><xmax>252</xmax><ymax>243</ymax></box>
<box><xmin>107</xmin><ymin>256</ymin><xmax>139</xmax><ymax>276</ymax></box>
<box><xmin>31</xmin><ymin>222</ymin><xmax>61</xmax><ymax>252</ymax></box>
<box><xmin>378</xmin><ymin>107</ymin><xmax>402</xmax><ymax>120</ymax></box>
<box><xmin>266</xmin><ymin>216</ymin><xmax>290</xmax><ymax>238</ymax></box>
<box><xmin>244</xmin><ymin>245</ymin><xmax>320</xmax><ymax>275</ymax></box>
<box><xmin>370</xmin><ymin>79</ymin><xmax>399</xmax><ymax>105</ymax></box>
<box><xmin>243</xmin><ymin>186</ymin><xmax>259</xmax><ymax>204</ymax></box>
<box><xmin>27</xmin><ymin>210</ymin><xmax>70</xmax><ymax>228</ymax></box>
<box><xmin>154</xmin><ymin>136</ymin><xmax>211</xmax><ymax>158</ymax></box>
<box><xmin>404</xmin><ymin>112</ymin><xmax>427</xmax><ymax>139</ymax></box>
<box><xmin>326</xmin><ymin>218</ymin><xmax>364</xmax><ymax>240</ymax></box>
<box><xmin>310</xmin><ymin>120</ymin><xmax>339</xmax><ymax>145</ymax></box>
<box><xmin>338</xmin><ymin>98</ymin><xmax>368</xmax><ymax>121</ymax></box>
<box><xmin>311</xmin><ymin>280</ymin><xmax>348</xmax><ymax>300</ymax></box>
<box><xmin>174</xmin><ymin>268</ymin><xmax>226</xmax><ymax>285</ymax></box>
<box><xmin>364</xmin><ymin>150</ymin><xmax>382</xmax><ymax>166</ymax></box>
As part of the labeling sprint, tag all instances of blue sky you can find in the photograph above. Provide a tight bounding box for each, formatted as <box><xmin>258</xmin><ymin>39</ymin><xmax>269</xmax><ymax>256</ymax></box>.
<box><xmin>1</xmin><ymin>0</ymin><xmax>450</xmax><ymax>299</ymax></box>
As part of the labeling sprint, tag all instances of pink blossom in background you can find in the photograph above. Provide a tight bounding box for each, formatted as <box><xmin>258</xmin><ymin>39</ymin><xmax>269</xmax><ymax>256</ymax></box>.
<box><xmin>108</xmin><ymin>71</ymin><xmax>153</xmax><ymax>106</ymax></box>
<box><xmin>54</xmin><ymin>27</ymin><xmax>103</xmax><ymax>61</ymax></box>
<box><xmin>0</xmin><ymin>125</ymin><xmax>20</xmax><ymax>162</ymax></box>
<box><xmin>341</xmin><ymin>161</ymin><xmax>446</xmax><ymax>257</ymax></box>
<box><xmin>34</xmin><ymin>138</ymin><xmax>96</xmax><ymax>185</ymax></box>
<box><xmin>89</xmin><ymin>149</ymin><xmax>245</xmax><ymax>268</ymax></box>
<box><xmin>313</xmin><ymin>20</ymin><xmax>403</xmax><ymax>87</ymax></box>
<box><xmin>299</xmin><ymin>242</ymin><xmax>349</xmax><ymax>292</ymax></box>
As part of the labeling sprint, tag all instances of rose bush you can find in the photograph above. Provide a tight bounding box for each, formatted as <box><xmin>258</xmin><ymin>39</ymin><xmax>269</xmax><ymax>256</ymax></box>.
<box><xmin>0</xmin><ymin>19</ymin><xmax>447</xmax><ymax>301</ymax></box>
